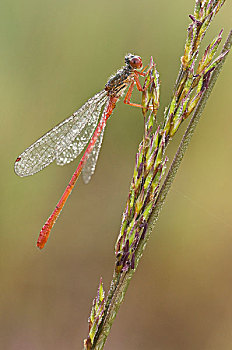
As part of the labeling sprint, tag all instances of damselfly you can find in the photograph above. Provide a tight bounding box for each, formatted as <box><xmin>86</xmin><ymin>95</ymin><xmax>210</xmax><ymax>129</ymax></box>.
<box><xmin>15</xmin><ymin>54</ymin><xmax>149</xmax><ymax>249</ymax></box>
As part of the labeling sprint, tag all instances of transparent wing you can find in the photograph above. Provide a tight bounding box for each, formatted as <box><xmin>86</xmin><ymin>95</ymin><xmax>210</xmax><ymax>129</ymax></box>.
<box><xmin>14</xmin><ymin>90</ymin><xmax>108</xmax><ymax>177</ymax></box>
<box><xmin>56</xmin><ymin>101</ymin><xmax>105</xmax><ymax>167</ymax></box>
<box><xmin>82</xmin><ymin>121</ymin><xmax>106</xmax><ymax>184</ymax></box>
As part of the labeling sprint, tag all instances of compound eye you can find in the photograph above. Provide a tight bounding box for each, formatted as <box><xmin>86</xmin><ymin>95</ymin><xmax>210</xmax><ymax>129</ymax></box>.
<box><xmin>129</xmin><ymin>56</ymin><xmax>143</xmax><ymax>69</ymax></box>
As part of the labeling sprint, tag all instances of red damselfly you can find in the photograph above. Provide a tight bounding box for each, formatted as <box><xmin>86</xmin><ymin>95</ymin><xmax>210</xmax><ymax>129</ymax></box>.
<box><xmin>15</xmin><ymin>54</ymin><xmax>149</xmax><ymax>249</ymax></box>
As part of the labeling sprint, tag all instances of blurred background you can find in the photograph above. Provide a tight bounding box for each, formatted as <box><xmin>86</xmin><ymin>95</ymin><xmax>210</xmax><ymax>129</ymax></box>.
<box><xmin>0</xmin><ymin>0</ymin><xmax>231</xmax><ymax>349</ymax></box>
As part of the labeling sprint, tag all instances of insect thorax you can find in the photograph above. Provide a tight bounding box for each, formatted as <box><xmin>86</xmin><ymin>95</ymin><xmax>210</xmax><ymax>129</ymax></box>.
<box><xmin>105</xmin><ymin>65</ymin><xmax>134</xmax><ymax>97</ymax></box>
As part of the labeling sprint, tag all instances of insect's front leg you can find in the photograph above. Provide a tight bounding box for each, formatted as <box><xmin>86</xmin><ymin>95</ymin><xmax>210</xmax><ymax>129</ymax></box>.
<box><xmin>124</xmin><ymin>81</ymin><xmax>145</xmax><ymax>108</ymax></box>
<box><xmin>124</xmin><ymin>76</ymin><xmax>154</xmax><ymax>111</ymax></box>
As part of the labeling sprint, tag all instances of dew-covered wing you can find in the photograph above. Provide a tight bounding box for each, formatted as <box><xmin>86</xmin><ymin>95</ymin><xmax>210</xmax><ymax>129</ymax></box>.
<box><xmin>55</xmin><ymin>98</ymin><xmax>106</xmax><ymax>167</ymax></box>
<box><xmin>14</xmin><ymin>90</ymin><xmax>108</xmax><ymax>177</ymax></box>
<box><xmin>82</xmin><ymin>121</ymin><xmax>106</xmax><ymax>184</ymax></box>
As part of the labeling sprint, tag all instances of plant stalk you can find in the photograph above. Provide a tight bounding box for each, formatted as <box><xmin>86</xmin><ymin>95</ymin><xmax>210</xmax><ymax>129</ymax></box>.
<box><xmin>92</xmin><ymin>29</ymin><xmax>232</xmax><ymax>350</ymax></box>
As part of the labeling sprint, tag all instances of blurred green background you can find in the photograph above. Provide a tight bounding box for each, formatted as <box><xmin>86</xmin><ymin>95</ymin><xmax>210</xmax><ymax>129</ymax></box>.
<box><xmin>1</xmin><ymin>0</ymin><xmax>231</xmax><ymax>349</ymax></box>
